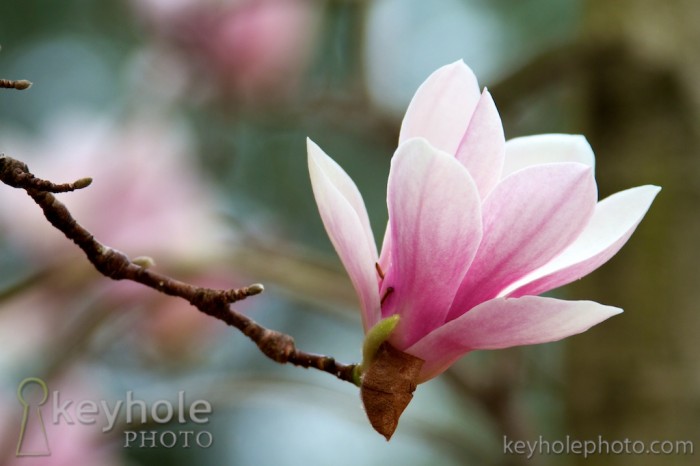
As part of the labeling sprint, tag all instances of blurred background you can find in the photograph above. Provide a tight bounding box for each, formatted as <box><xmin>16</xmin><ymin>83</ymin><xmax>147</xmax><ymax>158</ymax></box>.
<box><xmin>0</xmin><ymin>0</ymin><xmax>697</xmax><ymax>465</ymax></box>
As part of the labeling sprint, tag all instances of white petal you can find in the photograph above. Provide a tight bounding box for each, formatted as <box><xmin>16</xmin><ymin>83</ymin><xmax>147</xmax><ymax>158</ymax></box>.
<box><xmin>502</xmin><ymin>134</ymin><xmax>595</xmax><ymax>178</ymax></box>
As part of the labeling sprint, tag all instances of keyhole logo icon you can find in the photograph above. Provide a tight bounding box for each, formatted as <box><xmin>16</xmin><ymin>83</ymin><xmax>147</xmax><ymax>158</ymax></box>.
<box><xmin>16</xmin><ymin>377</ymin><xmax>51</xmax><ymax>457</ymax></box>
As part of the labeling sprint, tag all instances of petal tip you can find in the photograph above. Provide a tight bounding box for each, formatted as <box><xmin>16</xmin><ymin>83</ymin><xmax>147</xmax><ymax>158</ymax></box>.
<box><xmin>306</xmin><ymin>137</ymin><xmax>319</xmax><ymax>152</ymax></box>
<box><xmin>646</xmin><ymin>184</ymin><xmax>662</xmax><ymax>195</ymax></box>
<box><xmin>587</xmin><ymin>302</ymin><xmax>623</xmax><ymax>323</ymax></box>
<box><xmin>620</xmin><ymin>184</ymin><xmax>662</xmax><ymax>210</ymax></box>
<box><xmin>451</xmin><ymin>59</ymin><xmax>477</xmax><ymax>79</ymax></box>
<box><xmin>307</xmin><ymin>138</ymin><xmax>330</xmax><ymax>167</ymax></box>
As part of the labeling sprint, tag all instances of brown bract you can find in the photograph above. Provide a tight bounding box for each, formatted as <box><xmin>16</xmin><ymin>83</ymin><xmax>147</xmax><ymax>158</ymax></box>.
<box><xmin>360</xmin><ymin>342</ymin><xmax>424</xmax><ymax>440</ymax></box>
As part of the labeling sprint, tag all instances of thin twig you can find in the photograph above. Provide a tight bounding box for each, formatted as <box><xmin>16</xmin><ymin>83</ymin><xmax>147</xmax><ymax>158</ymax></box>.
<box><xmin>0</xmin><ymin>154</ymin><xmax>358</xmax><ymax>384</ymax></box>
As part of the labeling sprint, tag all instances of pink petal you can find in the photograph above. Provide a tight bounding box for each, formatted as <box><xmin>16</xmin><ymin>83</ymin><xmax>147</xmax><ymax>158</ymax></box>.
<box><xmin>502</xmin><ymin>134</ymin><xmax>595</xmax><ymax>179</ymax></box>
<box><xmin>399</xmin><ymin>60</ymin><xmax>481</xmax><ymax>155</ymax></box>
<box><xmin>408</xmin><ymin>296</ymin><xmax>622</xmax><ymax>381</ymax></box>
<box><xmin>382</xmin><ymin>138</ymin><xmax>483</xmax><ymax>349</ymax></box>
<box><xmin>447</xmin><ymin>163</ymin><xmax>597</xmax><ymax>319</ymax></box>
<box><xmin>307</xmin><ymin>139</ymin><xmax>381</xmax><ymax>330</ymax></box>
<box><xmin>505</xmin><ymin>185</ymin><xmax>661</xmax><ymax>298</ymax></box>
<box><xmin>454</xmin><ymin>89</ymin><xmax>505</xmax><ymax>198</ymax></box>
<box><xmin>377</xmin><ymin>222</ymin><xmax>392</xmax><ymax>275</ymax></box>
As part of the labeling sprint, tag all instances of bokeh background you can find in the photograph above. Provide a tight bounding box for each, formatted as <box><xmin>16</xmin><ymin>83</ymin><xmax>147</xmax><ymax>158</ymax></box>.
<box><xmin>1</xmin><ymin>0</ymin><xmax>697</xmax><ymax>465</ymax></box>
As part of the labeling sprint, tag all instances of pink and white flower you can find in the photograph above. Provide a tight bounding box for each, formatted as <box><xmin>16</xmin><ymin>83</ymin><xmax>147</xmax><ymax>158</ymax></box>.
<box><xmin>308</xmin><ymin>60</ymin><xmax>659</xmax><ymax>382</ymax></box>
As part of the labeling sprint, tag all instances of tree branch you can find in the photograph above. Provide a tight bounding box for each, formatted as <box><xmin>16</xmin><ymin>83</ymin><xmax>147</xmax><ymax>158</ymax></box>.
<box><xmin>0</xmin><ymin>154</ymin><xmax>358</xmax><ymax>384</ymax></box>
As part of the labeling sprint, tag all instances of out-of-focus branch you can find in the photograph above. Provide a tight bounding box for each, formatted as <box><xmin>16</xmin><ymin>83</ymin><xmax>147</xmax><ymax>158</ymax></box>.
<box><xmin>0</xmin><ymin>78</ymin><xmax>32</xmax><ymax>90</ymax></box>
<box><xmin>1</xmin><ymin>44</ymin><xmax>32</xmax><ymax>90</ymax></box>
<box><xmin>0</xmin><ymin>155</ymin><xmax>358</xmax><ymax>384</ymax></box>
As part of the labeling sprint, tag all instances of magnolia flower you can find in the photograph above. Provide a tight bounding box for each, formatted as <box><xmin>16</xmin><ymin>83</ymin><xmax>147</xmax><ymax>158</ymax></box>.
<box><xmin>308</xmin><ymin>61</ymin><xmax>659</xmax><ymax>383</ymax></box>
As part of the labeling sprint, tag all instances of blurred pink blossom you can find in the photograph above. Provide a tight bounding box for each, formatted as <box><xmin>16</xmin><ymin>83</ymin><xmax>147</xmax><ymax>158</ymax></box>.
<box><xmin>132</xmin><ymin>0</ymin><xmax>320</xmax><ymax>102</ymax></box>
<box><xmin>0</xmin><ymin>111</ymin><xmax>224</xmax><ymax>263</ymax></box>
<box><xmin>308</xmin><ymin>61</ymin><xmax>660</xmax><ymax>382</ymax></box>
<box><xmin>0</xmin><ymin>111</ymin><xmax>232</xmax><ymax>358</ymax></box>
